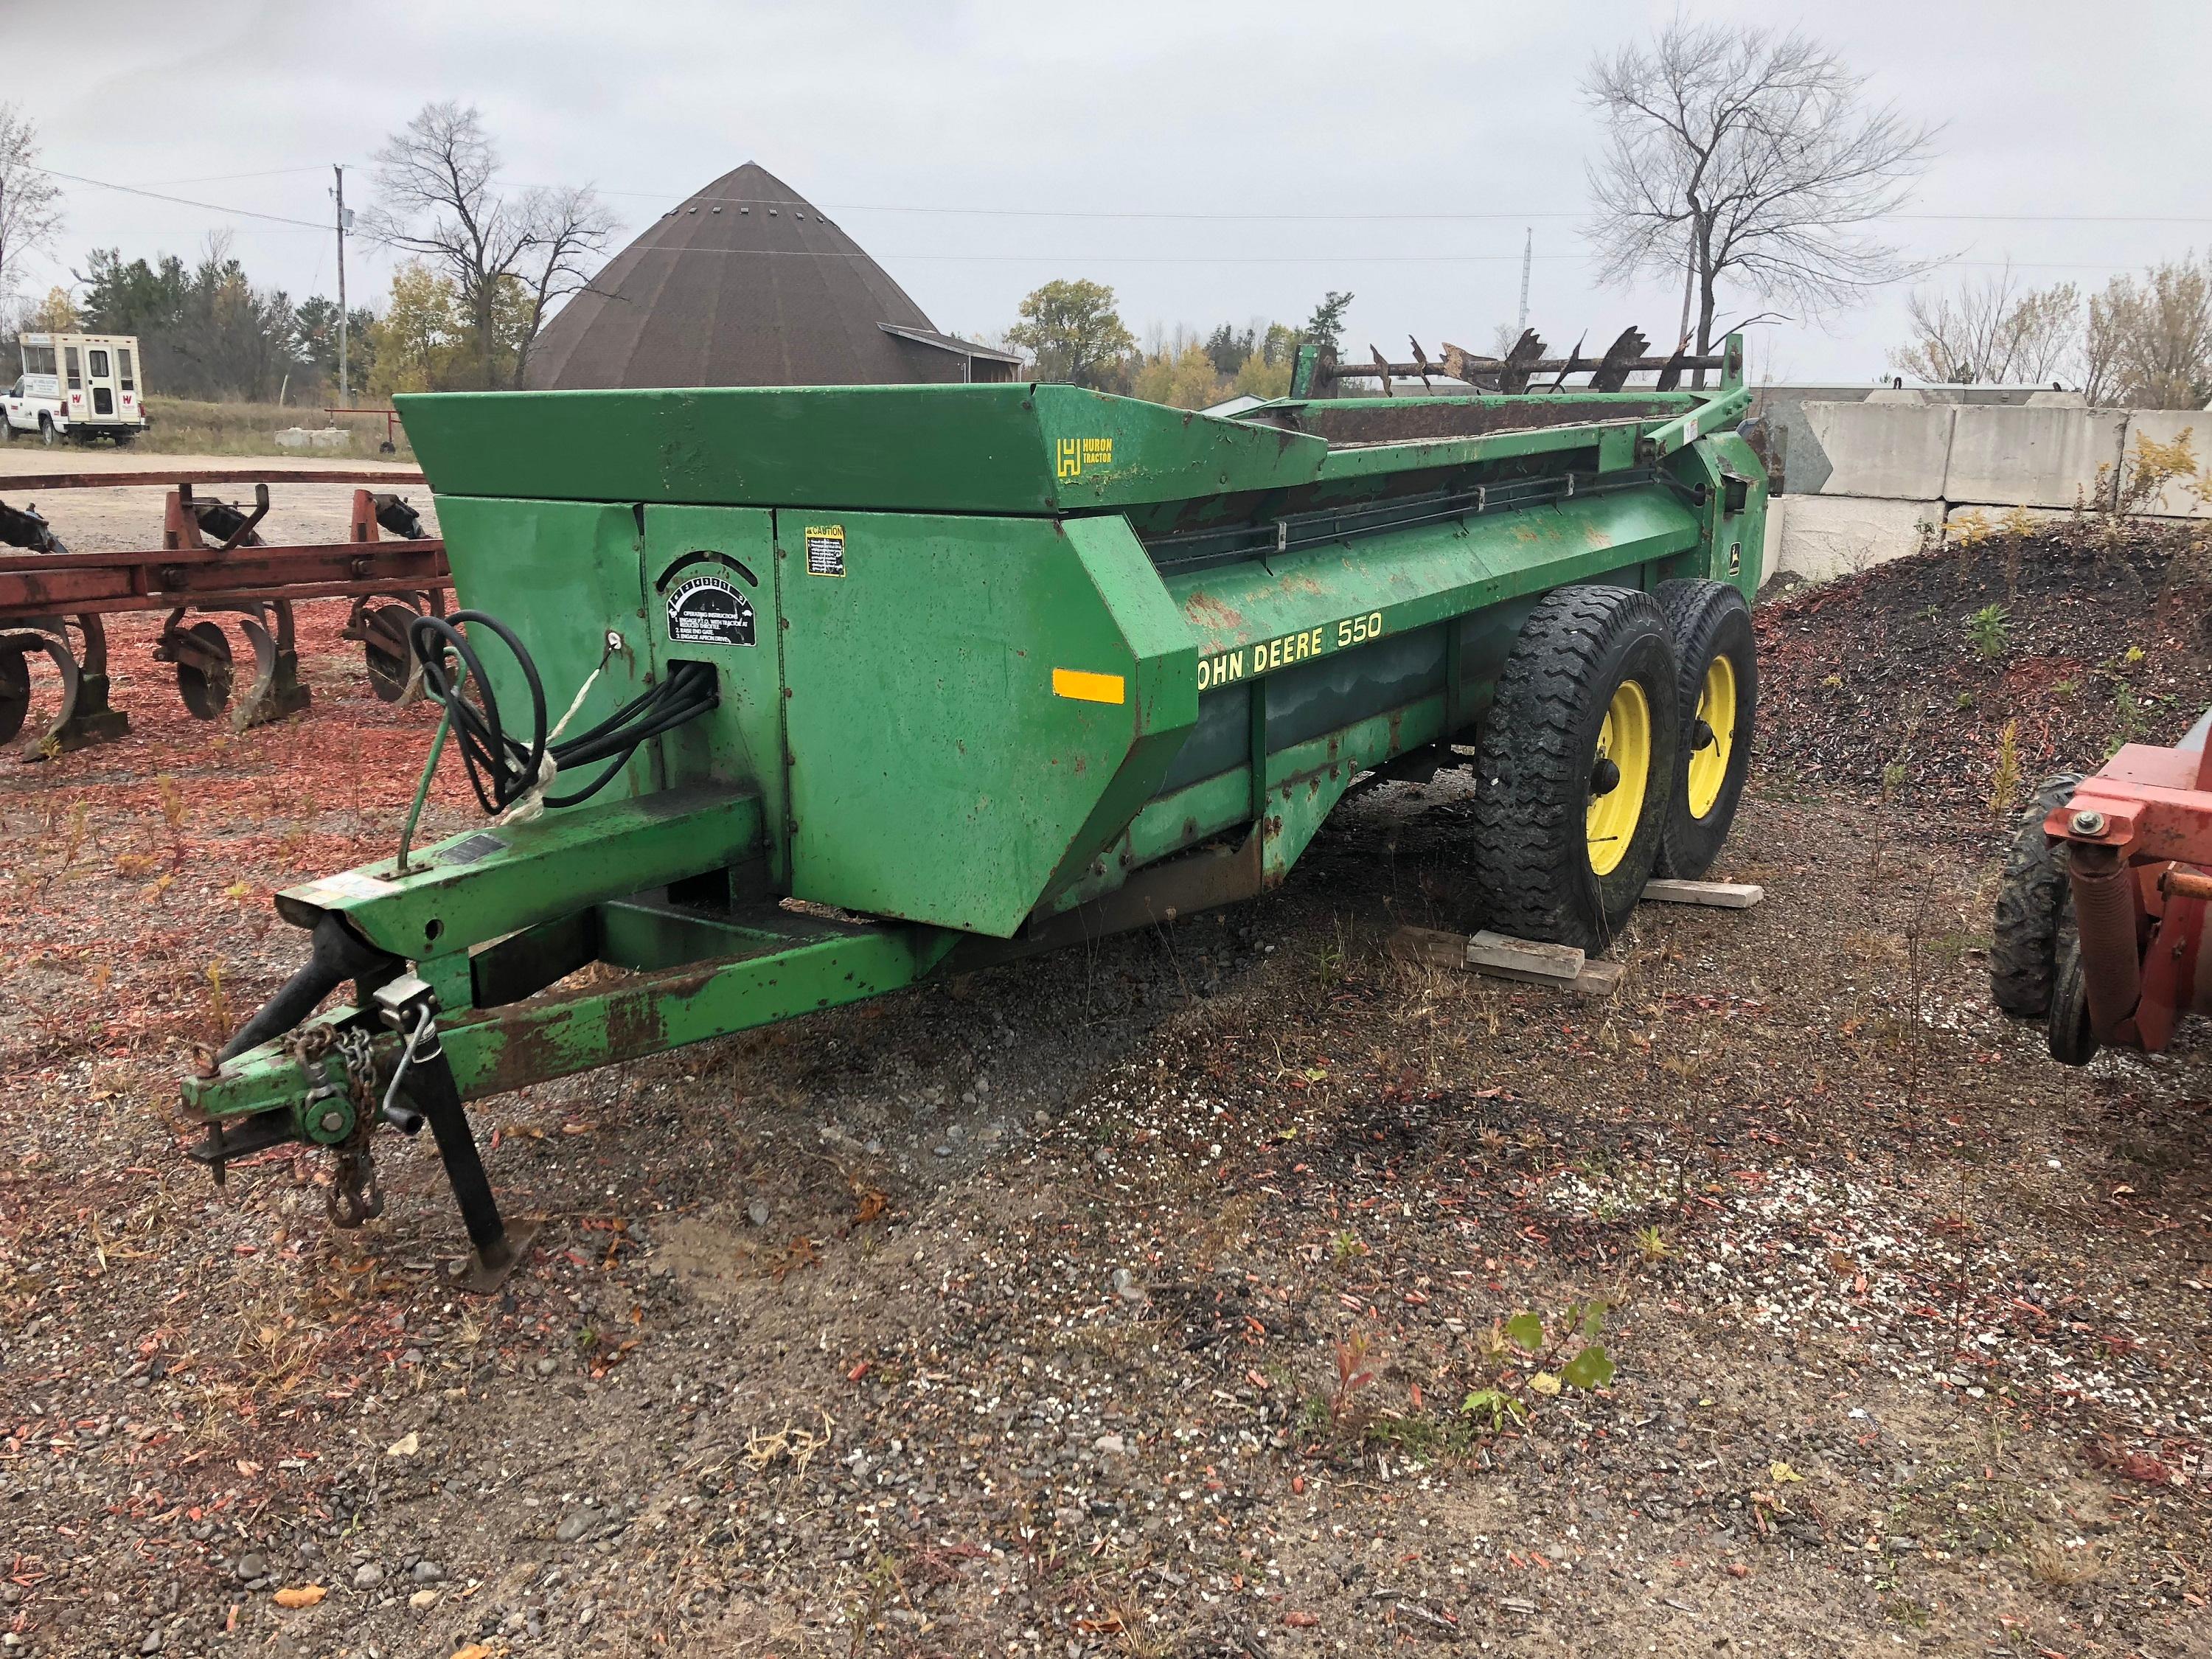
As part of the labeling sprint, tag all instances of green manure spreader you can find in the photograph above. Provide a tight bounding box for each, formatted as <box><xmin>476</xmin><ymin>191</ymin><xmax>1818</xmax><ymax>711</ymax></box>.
<box><xmin>184</xmin><ymin>335</ymin><xmax>1766</xmax><ymax>1285</ymax></box>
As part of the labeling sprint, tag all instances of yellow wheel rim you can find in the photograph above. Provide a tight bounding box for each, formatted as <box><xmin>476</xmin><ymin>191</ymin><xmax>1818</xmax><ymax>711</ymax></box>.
<box><xmin>1586</xmin><ymin>678</ymin><xmax>1652</xmax><ymax>877</ymax></box>
<box><xmin>1685</xmin><ymin>653</ymin><xmax>1738</xmax><ymax>820</ymax></box>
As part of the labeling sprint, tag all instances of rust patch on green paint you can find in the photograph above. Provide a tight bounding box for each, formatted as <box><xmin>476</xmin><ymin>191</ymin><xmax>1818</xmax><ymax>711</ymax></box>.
<box><xmin>605</xmin><ymin>989</ymin><xmax>675</xmax><ymax>1062</ymax></box>
<box><xmin>1183</xmin><ymin>591</ymin><xmax>1245</xmax><ymax>634</ymax></box>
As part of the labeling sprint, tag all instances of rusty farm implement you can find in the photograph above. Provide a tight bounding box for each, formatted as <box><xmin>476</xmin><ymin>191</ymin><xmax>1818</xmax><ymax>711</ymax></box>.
<box><xmin>0</xmin><ymin>468</ymin><xmax>448</xmax><ymax>753</ymax></box>
<box><xmin>1993</xmin><ymin>708</ymin><xmax>2212</xmax><ymax>1065</ymax></box>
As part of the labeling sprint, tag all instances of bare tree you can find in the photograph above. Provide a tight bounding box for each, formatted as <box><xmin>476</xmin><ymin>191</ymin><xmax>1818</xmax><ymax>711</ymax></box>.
<box><xmin>1891</xmin><ymin>265</ymin><xmax>2081</xmax><ymax>386</ymax></box>
<box><xmin>511</xmin><ymin>184</ymin><xmax>616</xmax><ymax>384</ymax></box>
<box><xmin>362</xmin><ymin>102</ymin><xmax>616</xmax><ymax>389</ymax></box>
<box><xmin>1583</xmin><ymin>20</ymin><xmax>1937</xmax><ymax>377</ymax></box>
<box><xmin>0</xmin><ymin>103</ymin><xmax>63</xmax><ymax>316</ymax></box>
<box><xmin>2084</xmin><ymin>254</ymin><xmax>2212</xmax><ymax>409</ymax></box>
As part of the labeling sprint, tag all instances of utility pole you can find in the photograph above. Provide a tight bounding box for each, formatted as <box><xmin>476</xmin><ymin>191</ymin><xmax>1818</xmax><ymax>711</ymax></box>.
<box><xmin>1516</xmin><ymin>228</ymin><xmax>1531</xmax><ymax>336</ymax></box>
<box><xmin>333</xmin><ymin>164</ymin><xmax>350</xmax><ymax>406</ymax></box>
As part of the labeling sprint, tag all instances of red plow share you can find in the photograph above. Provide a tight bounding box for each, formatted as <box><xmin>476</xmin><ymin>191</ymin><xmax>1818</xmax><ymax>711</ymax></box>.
<box><xmin>1995</xmin><ymin>707</ymin><xmax>2212</xmax><ymax>1063</ymax></box>
<box><xmin>0</xmin><ymin>469</ymin><xmax>448</xmax><ymax>755</ymax></box>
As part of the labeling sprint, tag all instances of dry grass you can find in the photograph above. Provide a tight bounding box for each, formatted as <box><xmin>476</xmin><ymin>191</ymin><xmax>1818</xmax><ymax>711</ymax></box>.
<box><xmin>135</xmin><ymin>397</ymin><xmax>415</xmax><ymax>460</ymax></box>
<box><xmin>2025</xmin><ymin>1533</ymin><xmax>2104</xmax><ymax>1590</ymax></box>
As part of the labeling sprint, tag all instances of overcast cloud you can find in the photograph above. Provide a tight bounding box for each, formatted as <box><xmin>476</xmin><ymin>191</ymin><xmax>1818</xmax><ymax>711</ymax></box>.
<box><xmin>7</xmin><ymin>0</ymin><xmax>2208</xmax><ymax>384</ymax></box>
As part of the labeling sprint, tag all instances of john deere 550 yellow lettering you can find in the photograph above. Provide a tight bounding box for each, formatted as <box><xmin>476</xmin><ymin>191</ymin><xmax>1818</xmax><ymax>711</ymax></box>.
<box><xmin>184</xmin><ymin>334</ymin><xmax>1764</xmax><ymax>1286</ymax></box>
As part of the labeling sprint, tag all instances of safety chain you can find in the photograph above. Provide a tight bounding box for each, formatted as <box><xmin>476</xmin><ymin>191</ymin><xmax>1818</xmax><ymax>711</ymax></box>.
<box><xmin>285</xmin><ymin>1025</ymin><xmax>385</xmax><ymax>1228</ymax></box>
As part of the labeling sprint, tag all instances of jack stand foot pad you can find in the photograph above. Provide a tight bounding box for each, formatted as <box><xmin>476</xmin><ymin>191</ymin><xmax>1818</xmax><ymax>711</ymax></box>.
<box><xmin>445</xmin><ymin>1220</ymin><xmax>541</xmax><ymax>1295</ymax></box>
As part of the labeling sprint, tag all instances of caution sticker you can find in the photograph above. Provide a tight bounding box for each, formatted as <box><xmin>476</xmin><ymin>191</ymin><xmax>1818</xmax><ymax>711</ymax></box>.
<box><xmin>666</xmin><ymin>573</ymin><xmax>757</xmax><ymax>646</ymax></box>
<box><xmin>804</xmin><ymin>524</ymin><xmax>846</xmax><ymax>577</ymax></box>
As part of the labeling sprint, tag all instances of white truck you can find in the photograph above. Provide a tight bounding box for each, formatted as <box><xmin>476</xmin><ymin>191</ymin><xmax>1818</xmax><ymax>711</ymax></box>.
<box><xmin>3</xmin><ymin>332</ymin><xmax>150</xmax><ymax>445</ymax></box>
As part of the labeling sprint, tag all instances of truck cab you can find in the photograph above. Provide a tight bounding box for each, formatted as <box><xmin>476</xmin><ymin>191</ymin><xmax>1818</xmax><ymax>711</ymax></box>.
<box><xmin>2</xmin><ymin>333</ymin><xmax>149</xmax><ymax>445</ymax></box>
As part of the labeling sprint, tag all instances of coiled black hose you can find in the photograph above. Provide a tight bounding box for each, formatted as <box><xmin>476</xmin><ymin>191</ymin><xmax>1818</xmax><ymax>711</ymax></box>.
<box><xmin>406</xmin><ymin>611</ymin><xmax>718</xmax><ymax>813</ymax></box>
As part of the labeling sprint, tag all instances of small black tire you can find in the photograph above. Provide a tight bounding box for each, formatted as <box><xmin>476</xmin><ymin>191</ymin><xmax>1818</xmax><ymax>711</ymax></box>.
<box><xmin>1471</xmin><ymin>585</ymin><xmax>1681</xmax><ymax>951</ymax></box>
<box><xmin>2047</xmin><ymin>940</ymin><xmax>2100</xmax><ymax>1065</ymax></box>
<box><xmin>1990</xmin><ymin>772</ymin><xmax>2084</xmax><ymax>1016</ymax></box>
<box><xmin>1652</xmin><ymin>579</ymin><xmax>1757</xmax><ymax>878</ymax></box>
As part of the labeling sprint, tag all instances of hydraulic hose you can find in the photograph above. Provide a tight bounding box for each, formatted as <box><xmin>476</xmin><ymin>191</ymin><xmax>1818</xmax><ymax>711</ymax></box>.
<box><xmin>218</xmin><ymin>914</ymin><xmax>399</xmax><ymax>1061</ymax></box>
<box><xmin>407</xmin><ymin>610</ymin><xmax>717</xmax><ymax>815</ymax></box>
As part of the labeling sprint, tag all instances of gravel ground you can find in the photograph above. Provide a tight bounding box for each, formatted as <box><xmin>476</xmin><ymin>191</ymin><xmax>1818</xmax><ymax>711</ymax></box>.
<box><xmin>1</xmin><ymin>521</ymin><xmax>2207</xmax><ymax>1658</ymax></box>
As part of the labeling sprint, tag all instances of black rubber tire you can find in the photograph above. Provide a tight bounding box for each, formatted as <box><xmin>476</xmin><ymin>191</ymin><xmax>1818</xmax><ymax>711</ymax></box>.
<box><xmin>1471</xmin><ymin>585</ymin><xmax>1681</xmax><ymax>951</ymax></box>
<box><xmin>1990</xmin><ymin>771</ymin><xmax>2084</xmax><ymax>1016</ymax></box>
<box><xmin>2047</xmin><ymin>940</ymin><xmax>2100</xmax><ymax>1065</ymax></box>
<box><xmin>38</xmin><ymin>417</ymin><xmax>55</xmax><ymax>448</ymax></box>
<box><xmin>1652</xmin><ymin>579</ymin><xmax>1758</xmax><ymax>879</ymax></box>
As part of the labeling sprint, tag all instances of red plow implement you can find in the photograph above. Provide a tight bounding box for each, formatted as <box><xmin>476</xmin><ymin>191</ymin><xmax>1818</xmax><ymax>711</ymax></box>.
<box><xmin>0</xmin><ymin>468</ymin><xmax>448</xmax><ymax>754</ymax></box>
<box><xmin>1995</xmin><ymin>706</ymin><xmax>2212</xmax><ymax>1063</ymax></box>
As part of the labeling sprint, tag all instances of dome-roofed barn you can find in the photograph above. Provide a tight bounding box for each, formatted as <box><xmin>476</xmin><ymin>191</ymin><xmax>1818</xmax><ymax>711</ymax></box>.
<box><xmin>526</xmin><ymin>162</ymin><xmax>1020</xmax><ymax>389</ymax></box>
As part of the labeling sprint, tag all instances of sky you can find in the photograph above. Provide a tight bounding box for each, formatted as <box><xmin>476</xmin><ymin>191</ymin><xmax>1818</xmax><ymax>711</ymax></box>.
<box><xmin>7</xmin><ymin>0</ymin><xmax>2210</xmax><ymax>386</ymax></box>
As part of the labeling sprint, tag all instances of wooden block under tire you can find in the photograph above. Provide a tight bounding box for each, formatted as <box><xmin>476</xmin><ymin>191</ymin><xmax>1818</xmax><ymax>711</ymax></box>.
<box><xmin>1387</xmin><ymin>926</ymin><xmax>1624</xmax><ymax>995</ymax></box>
<box><xmin>1642</xmin><ymin>878</ymin><xmax>1765</xmax><ymax>908</ymax></box>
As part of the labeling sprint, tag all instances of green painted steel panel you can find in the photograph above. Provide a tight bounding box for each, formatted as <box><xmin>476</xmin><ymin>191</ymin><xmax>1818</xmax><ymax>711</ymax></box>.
<box><xmin>431</xmin><ymin>495</ymin><xmax>663</xmax><ymax>805</ymax></box>
<box><xmin>1166</xmin><ymin>488</ymin><xmax>1703</xmax><ymax>678</ymax></box>
<box><xmin>400</xmin><ymin>383</ymin><xmax>1331</xmax><ymax>516</ymax></box>
<box><xmin>273</xmin><ymin>787</ymin><xmax>764</xmax><ymax>957</ymax></box>
<box><xmin>636</xmin><ymin>505</ymin><xmax>792</xmax><ymax>879</ymax></box>
<box><xmin>776</xmin><ymin>509</ymin><xmax>1196</xmax><ymax>935</ymax></box>
<box><xmin>397</xmin><ymin>382</ymin><xmax>1725</xmax><ymax>521</ymax></box>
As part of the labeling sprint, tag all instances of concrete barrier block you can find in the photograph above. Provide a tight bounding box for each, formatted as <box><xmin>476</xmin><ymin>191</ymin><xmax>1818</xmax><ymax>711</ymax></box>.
<box><xmin>1944</xmin><ymin>406</ymin><xmax>2126</xmax><ymax>510</ymax></box>
<box><xmin>2120</xmin><ymin>411</ymin><xmax>2211</xmax><ymax>518</ymax></box>
<box><xmin>1804</xmin><ymin>401</ymin><xmax>1954</xmax><ymax>498</ymax></box>
<box><xmin>1774</xmin><ymin>495</ymin><xmax>1939</xmax><ymax>585</ymax></box>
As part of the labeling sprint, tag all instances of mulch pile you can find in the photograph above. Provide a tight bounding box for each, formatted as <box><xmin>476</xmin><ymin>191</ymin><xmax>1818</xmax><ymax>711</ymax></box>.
<box><xmin>1756</xmin><ymin>521</ymin><xmax>2211</xmax><ymax>822</ymax></box>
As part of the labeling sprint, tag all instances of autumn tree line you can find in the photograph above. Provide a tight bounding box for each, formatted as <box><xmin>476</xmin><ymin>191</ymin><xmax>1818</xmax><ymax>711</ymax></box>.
<box><xmin>0</xmin><ymin>101</ymin><xmax>616</xmax><ymax>406</ymax></box>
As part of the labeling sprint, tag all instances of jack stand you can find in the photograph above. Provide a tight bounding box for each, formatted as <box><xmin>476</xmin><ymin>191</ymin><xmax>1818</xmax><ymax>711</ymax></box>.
<box><xmin>406</xmin><ymin>1030</ymin><xmax>538</xmax><ymax>1294</ymax></box>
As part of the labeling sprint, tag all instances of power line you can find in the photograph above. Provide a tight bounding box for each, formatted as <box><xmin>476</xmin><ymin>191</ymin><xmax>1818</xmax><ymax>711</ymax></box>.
<box><xmin>134</xmin><ymin>165</ymin><xmax>337</xmax><ymax>187</ymax></box>
<box><xmin>575</xmin><ymin>188</ymin><xmax>2212</xmax><ymax>227</ymax></box>
<box><xmin>27</xmin><ymin>167</ymin><xmax>330</xmax><ymax>230</ymax></box>
<box><xmin>42</xmin><ymin>164</ymin><xmax>2212</xmax><ymax>233</ymax></box>
<box><xmin>617</xmin><ymin>244</ymin><xmax>2156</xmax><ymax>271</ymax></box>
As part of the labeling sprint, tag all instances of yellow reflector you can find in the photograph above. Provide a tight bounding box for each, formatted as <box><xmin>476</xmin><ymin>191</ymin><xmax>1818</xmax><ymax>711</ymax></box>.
<box><xmin>1051</xmin><ymin>668</ymin><xmax>1125</xmax><ymax>705</ymax></box>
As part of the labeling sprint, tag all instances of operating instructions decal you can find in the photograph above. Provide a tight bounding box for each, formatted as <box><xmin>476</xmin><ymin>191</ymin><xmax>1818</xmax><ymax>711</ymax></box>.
<box><xmin>664</xmin><ymin>571</ymin><xmax>757</xmax><ymax>645</ymax></box>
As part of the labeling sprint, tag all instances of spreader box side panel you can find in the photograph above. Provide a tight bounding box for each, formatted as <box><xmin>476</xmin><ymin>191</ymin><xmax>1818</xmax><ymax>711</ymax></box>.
<box><xmin>776</xmin><ymin>510</ymin><xmax>1194</xmax><ymax>936</ymax></box>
